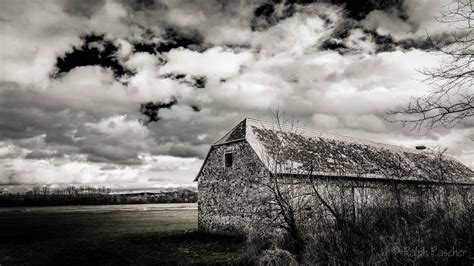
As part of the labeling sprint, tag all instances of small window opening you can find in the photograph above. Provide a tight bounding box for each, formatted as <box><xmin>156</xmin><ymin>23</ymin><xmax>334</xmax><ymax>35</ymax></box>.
<box><xmin>225</xmin><ymin>153</ymin><xmax>233</xmax><ymax>168</ymax></box>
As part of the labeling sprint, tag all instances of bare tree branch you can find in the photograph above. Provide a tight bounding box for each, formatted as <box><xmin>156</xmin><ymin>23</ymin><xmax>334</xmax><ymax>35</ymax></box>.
<box><xmin>388</xmin><ymin>0</ymin><xmax>473</xmax><ymax>129</ymax></box>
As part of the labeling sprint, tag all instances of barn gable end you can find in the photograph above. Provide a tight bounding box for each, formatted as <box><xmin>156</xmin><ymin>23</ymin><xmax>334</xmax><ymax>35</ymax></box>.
<box><xmin>197</xmin><ymin>138</ymin><xmax>268</xmax><ymax>234</ymax></box>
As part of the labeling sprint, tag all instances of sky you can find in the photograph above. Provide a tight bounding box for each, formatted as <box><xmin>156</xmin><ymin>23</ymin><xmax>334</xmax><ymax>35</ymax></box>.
<box><xmin>0</xmin><ymin>0</ymin><xmax>473</xmax><ymax>193</ymax></box>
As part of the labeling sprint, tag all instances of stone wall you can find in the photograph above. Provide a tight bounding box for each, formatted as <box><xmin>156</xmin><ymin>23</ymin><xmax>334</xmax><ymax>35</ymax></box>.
<box><xmin>198</xmin><ymin>140</ymin><xmax>474</xmax><ymax>235</ymax></box>
<box><xmin>198</xmin><ymin>140</ymin><xmax>269</xmax><ymax>234</ymax></box>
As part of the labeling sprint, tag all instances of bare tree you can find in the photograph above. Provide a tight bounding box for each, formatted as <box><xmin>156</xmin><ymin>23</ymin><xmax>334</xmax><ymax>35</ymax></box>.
<box><xmin>389</xmin><ymin>0</ymin><xmax>473</xmax><ymax>129</ymax></box>
<box><xmin>247</xmin><ymin>109</ymin><xmax>473</xmax><ymax>264</ymax></box>
<box><xmin>252</xmin><ymin>110</ymin><xmax>370</xmax><ymax>261</ymax></box>
<box><xmin>252</xmin><ymin>110</ymin><xmax>384</xmax><ymax>261</ymax></box>
<box><xmin>252</xmin><ymin>110</ymin><xmax>312</xmax><ymax>261</ymax></box>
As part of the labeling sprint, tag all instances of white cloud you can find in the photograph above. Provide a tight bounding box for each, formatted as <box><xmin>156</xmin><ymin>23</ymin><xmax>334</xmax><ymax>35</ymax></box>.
<box><xmin>85</xmin><ymin>114</ymin><xmax>149</xmax><ymax>139</ymax></box>
<box><xmin>344</xmin><ymin>29</ymin><xmax>377</xmax><ymax>54</ymax></box>
<box><xmin>0</xmin><ymin>0</ymin><xmax>131</xmax><ymax>89</ymax></box>
<box><xmin>126</xmin><ymin>52</ymin><xmax>194</xmax><ymax>103</ymax></box>
<box><xmin>361</xmin><ymin>0</ymin><xmax>456</xmax><ymax>41</ymax></box>
<box><xmin>0</xmin><ymin>139</ymin><xmax>202</xmax><ymax>190</ymax></box>
<box><xmin>0</xmin><ymin>1</ymin><xmax>81</xmax><ymax>89</ymax></box>
<box><xmin>252</xmin><ymin>3</ymin><xmax>342</xmax><ymax>56</ymax></box>
<box><xmin>362</xmin><ymin>10</ymin><xmax>413</xmax><ymax>41</ymax></box>
<box><xmin>159</xmin><ymin>47</ymin><xmax>255</xmax><ymax>81</ymax></box>
<box><xmin>403</xmin><ymin>0</ymin><xmax>452</xmax><ymax>34</ymax></box>
<box><xmin>212</xmin><ymin>71</ymin><xmax>293</xmax><ymax>111</ymax></box>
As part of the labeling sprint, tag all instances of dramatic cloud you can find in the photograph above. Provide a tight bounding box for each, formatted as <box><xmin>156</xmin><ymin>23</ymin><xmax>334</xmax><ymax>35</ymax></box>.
<box><xmin>54</xmin><ymin>34</ymin><xmax>133</xmax><ymax>79</ymax></box>
<box><xmin>0</xmin><ymin>0</ymin><xmax>472</xmax><ymax>192</ymax></box>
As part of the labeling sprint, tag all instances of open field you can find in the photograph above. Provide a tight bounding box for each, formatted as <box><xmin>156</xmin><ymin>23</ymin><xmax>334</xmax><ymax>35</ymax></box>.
<box><xmin>0</xmin><ymin>203</ymin><xmax>246</xmax><ymax>265</ymax></box>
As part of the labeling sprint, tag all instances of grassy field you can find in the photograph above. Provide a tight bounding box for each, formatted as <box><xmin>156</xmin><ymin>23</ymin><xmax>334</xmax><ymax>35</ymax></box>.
<box><xmin>0</xmin><ymin>204</ymin><xmax>246</xmax><ymax>265</ymax></box>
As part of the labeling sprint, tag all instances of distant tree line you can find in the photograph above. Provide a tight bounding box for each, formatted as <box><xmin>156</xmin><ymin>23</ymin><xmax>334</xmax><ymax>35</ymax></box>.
<box><xmin>0</xmin><ymin>186</ymin><xmax>197</xmax><ymax>207</ymax></box>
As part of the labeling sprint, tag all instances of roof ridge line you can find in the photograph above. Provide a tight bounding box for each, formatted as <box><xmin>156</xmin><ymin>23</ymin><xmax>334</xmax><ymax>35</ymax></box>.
<box><xmin>245</xmin><ymin>116</ymin><xmax>419</xmax><ymax>153</ymax></box>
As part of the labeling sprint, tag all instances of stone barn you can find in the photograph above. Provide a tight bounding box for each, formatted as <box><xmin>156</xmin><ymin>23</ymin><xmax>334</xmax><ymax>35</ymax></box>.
<box><xmin>194</xmin><ymin>117</ymin><xmax>473</xmax><ymax>234</ymax></box>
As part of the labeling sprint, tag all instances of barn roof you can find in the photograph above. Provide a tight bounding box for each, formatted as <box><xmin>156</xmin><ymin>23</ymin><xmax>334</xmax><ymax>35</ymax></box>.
<box><xmin>195</xmin><ymin>117</ymin><xmax>474</xmax><ymax>184</ymax></box>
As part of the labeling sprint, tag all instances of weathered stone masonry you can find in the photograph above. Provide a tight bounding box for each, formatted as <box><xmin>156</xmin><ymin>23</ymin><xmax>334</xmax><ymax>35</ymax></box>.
<box><xmin>197</xmin><ymin>140</ymin><xmax>268</xmax><ymax>234</ymax></box>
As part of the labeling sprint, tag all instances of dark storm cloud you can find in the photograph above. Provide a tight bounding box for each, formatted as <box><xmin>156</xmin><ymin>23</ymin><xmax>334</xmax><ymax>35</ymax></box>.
<box><xmin>258</xmin><ymin>0</ymin><xmax>433</xmax><ymax>54</ymax></box>
<box><xmin>161</xmin><ymin>73</ymin><xmax>207</xmax><ymax>89</ymax></box>
<box><xmin>190</xmin><ymin>105</ymin><xmax>201</xmax><ymax>112</ymax></box>
<box><xmin>251</xmin><ymin>1</ymin><xmax>296</xmax><ymax>31</ymax></box>
<box><xmin>320</xmin><ymin>27</ymin><xmax>431</xmax><ymax>54</ymax></box>
<box><xmin>368</xmin><ymin>31</ymin><xmax>431</xmax><ymax>52</ymax></box>
<box><xmin>133</xmin><ymin>28</ymin><xmax>204</xmax><ymax>55</ymax></box>
<box><xmin>140</xmin><ymin>97</ymin><xmax>178</xmax><ymax>125</ymax></box>
<box><xmin>319</xmin><ymin>18</ymin><xmax>359</xmax><ymax>53</ymax></box>
<box><xmin>189</xmin><ymin>76</ymin><xmax>207</xmax><ymax>89</ymax></box>
<box><xmin>120</xmin><ymin>0</ymin><xmax>166</xmax><ymax>11</ymax></box>
<box><xmin>250</xmin><ymin>0</ymin><xmax>407</xmax><ymax>31</ymax></box>
<box><xmin>53</xmin><ymin>34</ymin><xmax>133</xmax><ymax>79</ymax></box>
<box><xmin>276</xmin><ymin>0</ymin><xmax>406</xmax><ymax>20</ymax></box>
<box><xmin>328</xmin><ymin>0</ymin><xmax>405</xmax><ymax>20</ymax></box>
